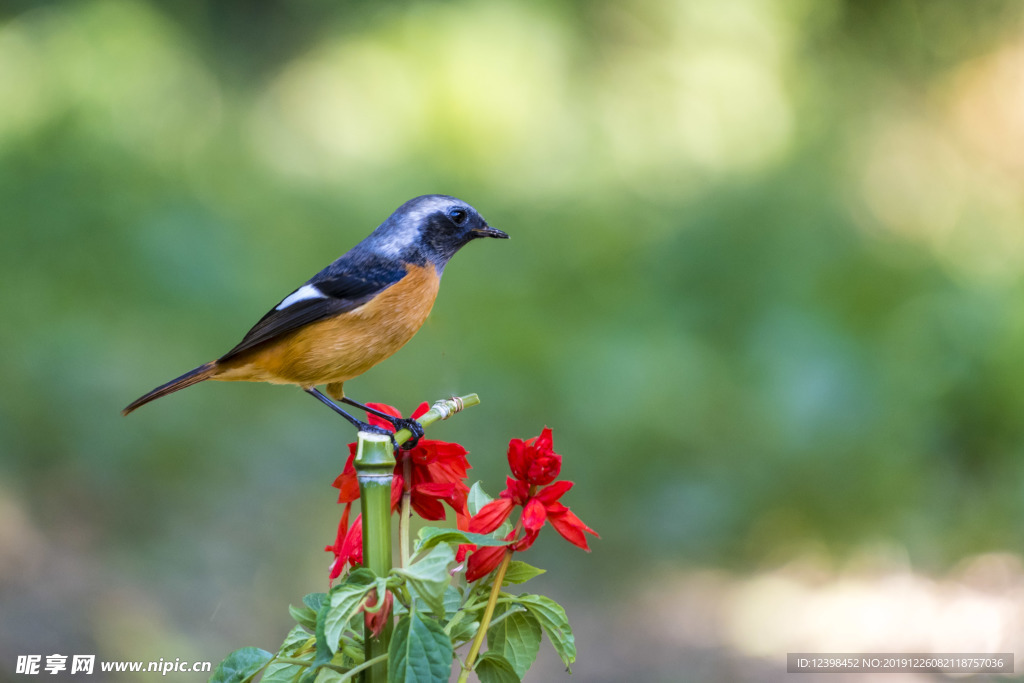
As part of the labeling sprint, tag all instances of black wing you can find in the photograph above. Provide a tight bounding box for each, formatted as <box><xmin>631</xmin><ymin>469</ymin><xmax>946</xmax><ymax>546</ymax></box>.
<box><xmin>218</xmin><ymin>267</ymin><xmax>404</xmax><ymax>362</ymax></box>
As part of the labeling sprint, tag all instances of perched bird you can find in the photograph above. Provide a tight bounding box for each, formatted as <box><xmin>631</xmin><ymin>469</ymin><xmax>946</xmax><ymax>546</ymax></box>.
<box><xmin>123</xmin><ymin>194</ymin><xmax>508</xmax><ymax>444</ymax></box>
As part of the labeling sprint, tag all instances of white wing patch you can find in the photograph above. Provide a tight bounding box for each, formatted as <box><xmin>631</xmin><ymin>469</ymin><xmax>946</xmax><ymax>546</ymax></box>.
<box><xmin>276</xmin><ymin>283</ymin><xmax>327</xmax><ymax>310</ymax></box>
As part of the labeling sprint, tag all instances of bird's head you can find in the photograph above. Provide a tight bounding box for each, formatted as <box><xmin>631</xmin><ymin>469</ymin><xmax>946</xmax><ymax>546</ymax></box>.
<box><xmin>366</xmin><ymin>195</ymin><xmax>508</xmax><ymax>270</ymax></box>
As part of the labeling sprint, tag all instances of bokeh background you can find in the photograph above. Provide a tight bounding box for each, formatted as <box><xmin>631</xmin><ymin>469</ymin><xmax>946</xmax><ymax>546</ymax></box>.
<box><xmin>3</xmin><ymin>0</ymin><xmax>1024</xmax><ymax>680</ymax></box>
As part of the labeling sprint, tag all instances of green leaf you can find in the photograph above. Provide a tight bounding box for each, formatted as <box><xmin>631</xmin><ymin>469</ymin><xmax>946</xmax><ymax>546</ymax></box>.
<box><xmin>475</xmin><ymin>652</ymin><xmax>521</xmax><ymax>683</ymax></box>
<box><xmin>259</xmin><ymin>656</ymin><xmax>303</xmax><ymax>683</ymax></box>
<box><xmin>409</xmin><ymin>582</ymin><xmax>462</xmax><ymax>621</ymax></box>
<box><xmin>500</xmin><ymin>561</ymin><xmax>546</xmax><ymax>585</ymax></box>
<box><xmin>507</xmin><ymin>594</ymin><xmax>576</xmax><ymax>670</ymax></box>
<box><xmin>288</xmin><ymin>591</ymin><xmax>328</xmax><ymax>632</ymax></box>
<box><xmin>395</xmin><ymin>579</ymin><xmax>453</xmax><ymax>618</ymax></box>
<box><xmin>208</xmin><ymin>647</ymin><xmax>272</xmax><ymax>683</ymax></box>
<box><xmin>441</xmin><ymin>585</ymin><xmax>463</xmax><ymax>616</ymax></box>
<box><xmin>388</xmin><ymin>611</ymin><xmax>453</xmax><ymax>683</ymax></box>
<box><xmin>393</xmin><ymin>544</ymin><xmax>454</xmax><ymax>617</ymax></box>
<box><xmin>324</xmin><ymin>582</ymin><xmax>375</xmax><ymax>653</ymax></box>
<box><xmin>338</xmin><ymin>635</ymin><xmax>364</xmax><ymax>665</ymax></box>
<box><xmin>258</xmin><ymin>660</ymin><xmax>303</xmax><ymax>683</ymax></box>
<box><xmin>488</xmin><ymin>611</ymin><xmax>542</xmax><ymax>678</ymax></box>
<box><xmin>303</xmin><ymin>594</ymin><xmax>335</xmax><ymax>679</ymax></box>
<box><xmin>278</xmin><ymin>624</ymin><xmax>314</xmax><ymax>655</ymax></box>
<box><xmin>467</xmin><ymin>482</ymin><xmax>494</xmax><ymax>516</ymax></box>
<box><xmin>408</xmin><ymin>580</ymin><xmax>445</xmax><ymax>619</ymax></box>
<box><xmin>262</xmin><ymin>624</ymin><xmax>316</xmax><ymax>682</ymax></box>
<box><xmin>447</xmin><ymin>616</ymin><xmax>479</xmax><ymax>644</ymax></box>
<box><xmin>403</xmin><ymin>542</ymin><xmax>456</xmax><ymax>579</ymax></box>
<box><xmin>313</xmin><ymin>668</ymin><xmax>343</xmax><ymax>683</ymax></box>
<box><xmin>344</xmin><ymin>567</ymin><xmax>378</xmax><ymax>586</ymax></box>
<box><xmin>289</xmin><ymin>603</ymin><xmax>317</xmax><ymax>632</ymax></box>
<box><xmin>303</xmin><ymin>592</ymin><xmax>328</xmax><ymax>612</ymax></box>
<box><xmin>414</xmin><ymin>527</ymin><xmax>510</xmax><ymax>554</ymax></box>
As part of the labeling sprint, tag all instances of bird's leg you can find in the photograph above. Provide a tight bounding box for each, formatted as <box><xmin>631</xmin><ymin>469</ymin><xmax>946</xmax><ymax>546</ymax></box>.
<box><xmin>305</xmin><ymin>388</ymin><xmax>397</xmax><ymax>446</ymax></box>
<box><xmin>340</xmin><ymin>397</ymin><xmax>425</xmax><ymax>450</ymax></box>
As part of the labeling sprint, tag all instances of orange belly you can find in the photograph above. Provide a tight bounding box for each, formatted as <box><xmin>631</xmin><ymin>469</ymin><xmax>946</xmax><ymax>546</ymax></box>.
<box><xmin>214</xmin><ymin>264</ymin><xmax>440</xmax><ymax>389</ymax></box>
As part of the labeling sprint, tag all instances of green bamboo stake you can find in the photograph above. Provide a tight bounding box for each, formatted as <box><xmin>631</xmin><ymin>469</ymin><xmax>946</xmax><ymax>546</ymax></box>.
<box><xmin>355</xmin><ymin>431</ymin><xmax>395</xmax><ymax>683</ymax></box>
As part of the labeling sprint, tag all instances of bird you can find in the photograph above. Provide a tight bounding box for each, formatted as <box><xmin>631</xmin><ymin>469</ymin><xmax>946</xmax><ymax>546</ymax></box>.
<box><xmin>122</xmin><ymin>194</ymin><xmax>508</xmax><ymax>445</ymax></box>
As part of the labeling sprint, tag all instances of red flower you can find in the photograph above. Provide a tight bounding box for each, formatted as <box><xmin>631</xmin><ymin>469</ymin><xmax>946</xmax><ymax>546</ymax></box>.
<box><xmin>508</xmin><ymin>427</ymin><xmax>561</xmax><ymax>485</ymax></box>
<box><xmin>463</xmin><ymin>427</ymin><xmax>598</xmax><ymax>577</ymax></box>
<box><xmin>331</xmin><ymin>403</ymin><xmax>471</xmax><ymax>521</ymax></box>
<box><xmin>325</xmin><ymin>504</ymin><xmax>362</xmax><ymax>583</ymax></box>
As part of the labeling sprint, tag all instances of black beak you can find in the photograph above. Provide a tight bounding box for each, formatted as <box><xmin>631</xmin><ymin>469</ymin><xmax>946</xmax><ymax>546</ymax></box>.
<box><xmin>473</xmin><ymin>225</ymin><xmax>509</xmax><ymax>239</ymax></box>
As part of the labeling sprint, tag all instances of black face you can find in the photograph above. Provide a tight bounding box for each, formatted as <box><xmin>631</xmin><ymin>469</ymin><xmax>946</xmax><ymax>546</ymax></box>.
<box><xmin>421</xmin><ymin>200</ymin><xmax>508</xmax><ymax>265</ymax></box>
<box><xmin>444</xmin><ymin>203</ymin><xmax>507</xmax><ymax>239</ymax></box>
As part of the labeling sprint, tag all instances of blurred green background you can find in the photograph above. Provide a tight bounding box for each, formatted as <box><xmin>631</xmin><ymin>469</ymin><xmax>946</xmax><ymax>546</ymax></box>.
<box><xmin>3</xmin><ymin>0</ymin><xmax>1024</xmax><ymax>680</ymax></box>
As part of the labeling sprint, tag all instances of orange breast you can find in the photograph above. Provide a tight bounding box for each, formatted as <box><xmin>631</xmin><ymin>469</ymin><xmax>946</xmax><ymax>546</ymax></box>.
<box><xmin>216</xmin><ymin>264</ymin><xmax>441</xmax><ymax>388</ymax></box>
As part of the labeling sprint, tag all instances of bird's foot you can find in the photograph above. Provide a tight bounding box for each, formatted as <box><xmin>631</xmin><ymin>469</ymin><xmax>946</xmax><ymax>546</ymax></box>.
<box><xmin>392</xmin><ymin>418</ymin><xmax>425</xmax><ymax>450</ymax></box>
<box><xmin>356</xmin><ymin>419</ymin><xmax>421</xmax><ymax>451</ymax></box>
<box><xmin>337</xmin><ymin>395</ymin><xmax>425</xmax><ymax>449</ymax></box>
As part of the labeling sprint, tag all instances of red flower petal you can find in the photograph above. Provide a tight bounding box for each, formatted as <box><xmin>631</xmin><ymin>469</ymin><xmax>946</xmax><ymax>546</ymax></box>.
<box><xmin>507</xmin><ymin>438</ymin><xmax>528</xmax><ymax>481</ymax></box>
<box><xmin>328</xmin><ymin>557</ymin><xmax>345</xmax><ymax>582</ymax></box>
<box><xmin>325</xmin><ymin>503</ymin><xmax>352</xmax><ymax>554</ymax></box>
<box><xmin>500</xmin><ymin>477</ymin><xmax>530</xmax><ymax>504</ymax></box>
<box><xmin>411</xmin><ymin>492</ymin><xmax>448</xmax><ymax>521</ymax></box>
<box><xmin>526</xmin><ymin>451</ymin><xmax>561</xmax><ymax>485</ymax></box>
<box><xmin>417</xmin><ymin>481</ymin><xmax>465</xmax><ymax>510</ymax></box>
<box><xmin>547</xmin><ymin>507</ymin><xmax>599</xmax><ymax>551</ymax></box>
<box><xmin>455</xmin><ymin>542</ymin><xmax>474</xmax><ymax>563</ymax></box>
<box><xmin>447</xmin><ymin>486</ymin><xmax>469</xmax><ymax>518</ymax></box>
<box><xmin>332</xmin><ymin>451</ymin><xmax>360</xmax><ymax>503</ymax></box>
<box><xmin>468</xmin><ymin>499</ymin><xmax>514</xmax><ymax>534</ymax></box>
<box><xmin>341</xmin><ymin>514</ymin><xmax>363</xmax><ymax>560</ymax></box>
<box><xmin>521</xmin><ymin>497</ymin><xmax>548</xmax><ymax>532</ymax></box>
<box><xmin>535</xmin><ymin>479</ymin><xmax>573</xmax><ymax>504</ymax></box>
<box><xmin>533</xmin><ymin>426</ymin><xmax>554</xmax><ymax>453</ymax></box>
<box><xmin>424</xmin><ymin>450</ymin><xmax>471</xmax><ymax>487</ymax></box>
<box><xmin>390</xmin><ymin>472</ymin><xmax>405</xmax><ymax>512</ymax></box>
<box><xmin>327</xmin><ymin>510</ymin><xmax>363</xmax><ymax>582</ymax></box>
<box><xmin>365</xmin><ymin>402</ymin><xmax>401</xmax><ymax>431</ymax></box>
<box><xmin>512</xmin><ymin>527</ymin><xmax>540</xmax><ymax>552</ymax></box>
<box><xmin>415</xmin><ymin>481</ymin><xmax>457</xmax><ymax>498</ymax></box>
<box><xmin>411</xmin><ymin>402</ymin><xmax>430</xmax><ymax>420</ymax></box>
<box><xmin>466</xmin><ymin>544</ymin><xmax>508</xmax><ymax>582</ymax></box>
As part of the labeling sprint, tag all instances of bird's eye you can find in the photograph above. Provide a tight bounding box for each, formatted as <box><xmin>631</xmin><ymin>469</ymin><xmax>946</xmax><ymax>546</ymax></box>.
<box><xmin>448</xmin><ymin>207</ymin><xmax>468</xmax><ymax>225</ymax></box>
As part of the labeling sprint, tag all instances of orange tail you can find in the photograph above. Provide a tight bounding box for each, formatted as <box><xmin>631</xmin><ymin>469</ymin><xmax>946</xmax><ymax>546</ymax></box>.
<box><xmin>122</xmin><ymin>361</ymin><xmax>219</xmax><ymax>416</ymax></box>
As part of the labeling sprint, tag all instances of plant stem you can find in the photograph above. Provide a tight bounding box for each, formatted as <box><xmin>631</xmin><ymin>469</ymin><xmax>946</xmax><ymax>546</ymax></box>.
<box><xmin>399</xmin><ymin>456</ymin><xmax>412</xmax><ymax>568</ymax></box>
<box><xmin>338</xmin><ymin>654</ymin><xmax>389</xmax><ymax>682</ymax></box>
<box><xmin>456</xmin><ymin>548</ymin><xmax>513</xmax><ymax>683</ymax></box>
<box><xmin>272</xmin><ymin>657</ymin><xmax>311</xmax><ymax>667</ymax></box>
